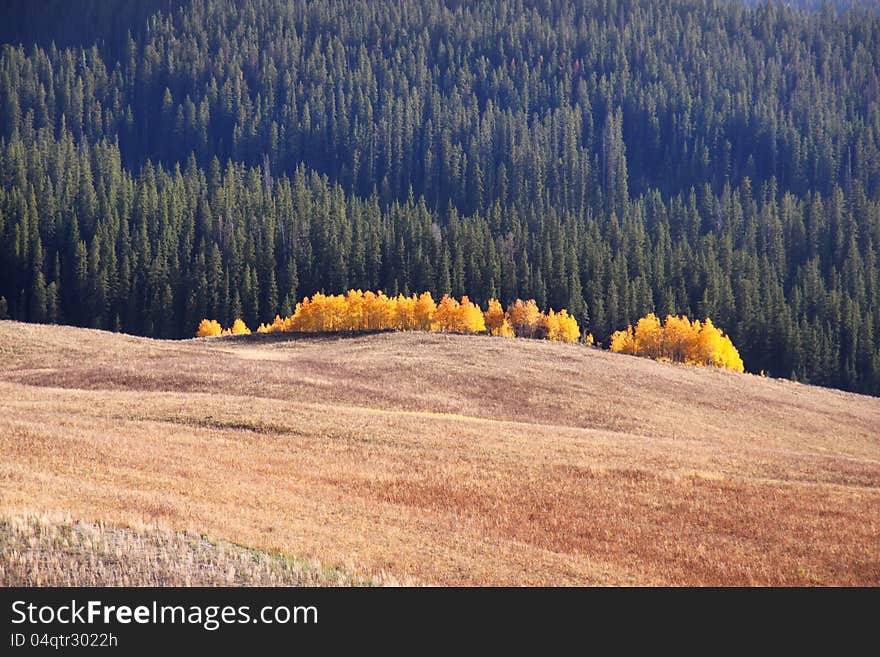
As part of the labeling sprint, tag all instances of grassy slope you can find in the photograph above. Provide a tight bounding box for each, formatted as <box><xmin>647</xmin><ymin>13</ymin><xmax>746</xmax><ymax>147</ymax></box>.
<box><xmin>0</xmin><ymin>320</ymin><xmax>878</xmax><ymax>585</ymax></box>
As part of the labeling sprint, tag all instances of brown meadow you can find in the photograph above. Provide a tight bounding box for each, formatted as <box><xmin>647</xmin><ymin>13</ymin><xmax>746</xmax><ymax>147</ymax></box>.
<box><xmin>1</xmin><ymin>320</ymin><xmax>878</xmax><ymax>585</ymax></box>
<box><xmin>0</xmin><ymin>512</ymin><xmax>391</xmax><ymax>586</ymax></box>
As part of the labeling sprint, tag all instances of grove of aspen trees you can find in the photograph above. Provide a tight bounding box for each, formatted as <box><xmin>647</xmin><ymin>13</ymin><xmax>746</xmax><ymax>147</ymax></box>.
<box><xmin>610</xmin><ymin>313</ymin><xmax>745</xmax><ymax>372</ymax></box>
<box><xmin>197</xmin><ymin>290</ymin><xmax>584</xmax><ymax>343</ymax></box>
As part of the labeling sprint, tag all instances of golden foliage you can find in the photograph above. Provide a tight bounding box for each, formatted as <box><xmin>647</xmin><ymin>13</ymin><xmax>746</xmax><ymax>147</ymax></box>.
<box><xmin>506</xmin><ymin>299</ymin><xmax>543</xmax><ymax>338</ymax></box>
<box><xmin>483</xmin><ymin>299</ymin><xmax>514</xmax><ymax>337</ymax></box>
<box><xmin>195</xmin><ymin>290</ymin><xmax>582</xmax><ymax>344</ymax></box>
<box><xmin>543</xmin><ymin>309</ymin><xmax>580</xmax><ymax>343</ymax></box>
<box><xmin>196</xmin><ymin>319</ymin><xmax>222</xmax><ymax>338</ymax></box>
<box><xmin>279</xmin><ymin>290</ymin><xmax>436</xmax><ymax>333</ymax></box>
<box><xmin>634</xmin><ymin>313</ymin><xmax>663</xmax><ymax>359</ymax></box>
<box><xmin>609</xmin><ymin>325</ymin><xmax>636</xmax><ymax>354</ymax></box>
<box><xmin>663</xmin><ymin>315</ymin><xmax>696</xmax><ymax>363</ymax></box>
<box><xmin>413</xmin><ymin>292</ymin><xmax>437</xmax><ymax>331</ymax></box>
<box><xmin>256</xmin><ymin>316</ymin><xmax>284</xmax><ymax>334</ymax></box>
<box><xmin>610</xmin><ymin>313</ymin><xmax>745</xmax><ymax>372</ymax></box>
<box><xmin>229</xmin><ymin>318</ymin><xmax>251</xmax><ymax>335</ymax></box>
<box><xmin>695</xmin><ymin>318</ymin><xmax>745</xmax><ymax>372</ymax></box>
<box><xmin>432</xmin><ymin>295</ymin><xmax>487</xmax><ymax>334</ymax></box>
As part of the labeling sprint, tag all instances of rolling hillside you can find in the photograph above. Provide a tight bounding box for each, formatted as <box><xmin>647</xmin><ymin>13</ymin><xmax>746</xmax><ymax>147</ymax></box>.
<box><xmin>1</xmin><ymin>320</ymin><xmax>878</xmax><ymax>585</ymax></box>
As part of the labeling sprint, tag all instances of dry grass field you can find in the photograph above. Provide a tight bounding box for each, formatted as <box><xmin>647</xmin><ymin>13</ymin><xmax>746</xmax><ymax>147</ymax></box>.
<box><xmin>1</xmin><ymin>320</ymin><xmax>878</xmax><ymax>585</ymax></box>
<box><xmin>0</xmin><ymin>512</ymin><xmax>379</xmax><ymax>586</ymax></box>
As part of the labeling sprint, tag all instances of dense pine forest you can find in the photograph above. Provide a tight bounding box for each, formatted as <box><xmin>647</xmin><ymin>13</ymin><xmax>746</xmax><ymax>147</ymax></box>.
<box><xmin>1</xmin><ymin>0</ymin><xmax>879</xmax><ymax>395</ymax></box>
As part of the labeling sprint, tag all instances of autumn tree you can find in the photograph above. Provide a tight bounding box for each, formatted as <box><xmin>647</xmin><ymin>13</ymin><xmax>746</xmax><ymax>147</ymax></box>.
<box><xmin>611</xmin><ymin>313</ymin><xmax>744</xmax><ymax>372</ymax></box>
<box><xmin>543</xmin><ymin>309</ymin><xmax>580</xmax><ymax>343</ymax></box>
<box><xmin>413</xmin><ymin>292</ymin><xmax>437</xmax><ymax>331</ymax></box>
<box><xmin>432</xmin><ymin>295</ymin><xmax>487</xmax><ymax>334</ymax></box>
<box><xmin>196</xmin><ymin>318</ymin><xmax>222</xmax><ymax>337</ymax></box>
<box><xmin>484</xmin><ymin>299</ymin><xmax>514</xmax><ymax>337</ymax></box>
<box><xmin>610</xmin><ymin>325</ymin><xmax>636</xmax><ymax>355</ymax></box>
<box><xmin>229</xmin><ymin>318</ymin><xmax>251</xmax><ymax>335</ymax></box>
<box><xmin>663</xmin><ymin>315</ymin><xmax>696</xmax><ymax>363</ymax></box>
<box><xmin>506</xmin><ymin>299</ymin><xmax>543</xmax><ymax>338</ymax></box>
<box><xmin>634</xmin><ymin>313</ymin><xmax>663</xmax><ymax>359</ymax></box>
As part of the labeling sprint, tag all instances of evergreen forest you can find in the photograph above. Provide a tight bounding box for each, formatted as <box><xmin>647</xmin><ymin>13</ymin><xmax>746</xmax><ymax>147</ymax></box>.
<box><xmin>1</xmin><ymin>0</ymin><xmax>879</xmax><ymax>394</ymax></box>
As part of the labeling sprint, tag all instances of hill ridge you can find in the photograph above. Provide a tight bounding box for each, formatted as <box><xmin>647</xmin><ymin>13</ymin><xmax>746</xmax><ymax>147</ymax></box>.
<box><xmin>1</xmin><ymin>320</ymin><xmax>878</xmax><ymax>585</ymax></box>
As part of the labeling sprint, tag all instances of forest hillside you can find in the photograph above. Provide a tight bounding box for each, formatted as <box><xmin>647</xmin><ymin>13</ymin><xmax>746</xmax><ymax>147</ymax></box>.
<box><xmin>0</xmin><ymin>0</ymin><xmax>879</xmax><ymax>394</ymax></box>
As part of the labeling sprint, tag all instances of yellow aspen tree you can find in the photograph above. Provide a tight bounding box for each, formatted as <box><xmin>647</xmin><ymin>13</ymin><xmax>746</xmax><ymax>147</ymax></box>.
<box><xmin>322</xmin><ymin>293</ymin><xmax>338</xmax><ymax>331</ymax></box>
<box><xmin>687</xmin><ymin>319</ymin><xmax>704</xmax><ymax>364</ymax></box>
<box><xmin>613</xmin><ymin>312</ymin><xmax>744</xmax><ymax>373</ymax></box>
<box><xmin>433</xmin><ymin>295</ymin><xmax>485</xmax><ymax>333</ymax></box>
<box><xmin>230</xmin><ymin>318</ymin><xmax>251</xmax><ymax>335</ymax></box>
<box><xmin>543</xmin><ymin>310</ymin><xmax>557</xmax><ymax>341</ymax></box>
<box><xmin>312</xmin><ymin>293</ymin><xmax>331</xmax><ymax>331</ymax></box>
<box><xmin>381</xmin><ymin>293</ymin><xmax>397</xmax><ymax>329</ymax></box>
<box><xmin>304</xmin><ymin>295</ymin><xmax>319</xmax><ymax>331</ymax></box>
<box><xmin>336</xmin><ymin>294</ymin><xmax>347</xmax><ymax>329</ymax></box>
<box><xmin>438</xmin><ymin>295</ymin><xmax>457</xmax><ymax>331</ymax></box>
<box><xmin>663</xmin><ymin>315</ymin><xmax>695</xmax><ymax>363</ymax></box>
<box><xmin>459</xmin><ymin>296</ymin><xmax>487</xmax><ymax>333</ymax></box>
<box><xmin>361</xmin><ymin>291</ymin><xmax>379</xmax><ymax>329</ymax></box>
<box><xmin>319</xmin><ymin>293</ymin><xmax>335</xmax><ymax>331</ymax></box>
<box><xmin>506</xmin><ymin>299</ymin><xmax>542</xmax><ymax>337</ymax></box>
<box><xmin>269</xmin><ymin>314</ymin><xmax>285</xmax><ymax>333</ymax></box>
<box><xmin>544</xmin><ymin>309</ymin><xmax>580</xmax><ymax>343</ymax></box>
<box><xmin>610</xmin><ymin>325</ymin><xmax>637</xmax><ymax>354</ymax></box>
<box><xmin>282</xmin><ymin>307</ymin><xmax>299</xmax><ymax>332</ymax></box>
<box><xmin>433</xmin><ymin>295</ymin><xmax>462</xmax><ymax>332</ymax></box>
<box><xmin>320</xmin><ymin>294</ymin><xmax>334</xmax><ymax>331</ymax></box>
<box><xmin>310</xmin><ymin>295</ymin><xmax>324</xmax><ymax>331</ymax></box>
<box><xmin>296</xmin><ymin>296</ymin><xmax>314</xmax><ymax>331</ymax></box>
<box><xmin>296</xmin><ymin>296</ymin><xmax>311</xmax><ymax>331</ymax></box>
<box><xmin>633</xmin><ymin>313</ymin><xmax>663</xmax><ymax>358</ymax></box>
<box><xmin>196</xmin><ymin>318</ymin><xmax>222</xmax><ymax>337</ymax></box>
<box><xmin>413</xmin><ymin>291</ymin><xmax>436</xmax><ymax>330</ymax></box>
<box><xmin>717</xmin><ymin>334</ymin><xmax>745</xmax><ymax>372</ymax></box>
<box><xmin>289</xmin><ymin>298</ymin><xmax>309</xmax><ymax>331</ymax></box>
<box><xmin>484</xmin><ymin>299</ymin><xmax>514</xmax><ymax>337</ymax></box>
<box><xmin>236</xmin><ymin>289</ymin><xmax>584</xmax><ymax>344</ymax></box>
<box><xmin>543</xmin><ymin>310</ymin><xmax>558</xmax><ymax>341</ymax></box>
<box><xmin>694</xmin><ymin>318</ymin><xmax>725</xmax><ymax>366</ymax></box>
<box><xmin>343</xmin><ymin>289</ymin><xmax>364</xmax><ymax>331</ymax></box>
<box><xmin>393</xmin><ymin>294</ymin><xmax>414</xmax><ymax>329</ymax></box>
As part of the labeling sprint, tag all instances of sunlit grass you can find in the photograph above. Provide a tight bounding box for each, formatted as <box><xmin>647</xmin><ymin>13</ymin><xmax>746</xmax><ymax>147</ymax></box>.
<box><xmin>1</xmin><ymin>320</ymin><xmax>877</xmax><ymax>586</ymax></box>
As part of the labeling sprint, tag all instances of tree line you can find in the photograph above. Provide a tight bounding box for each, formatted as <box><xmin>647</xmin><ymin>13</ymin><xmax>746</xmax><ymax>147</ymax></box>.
<box><xmin>197</xmin><ymin>289</ymin><xmax>581</xmax><ymax>342</ymax></box>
